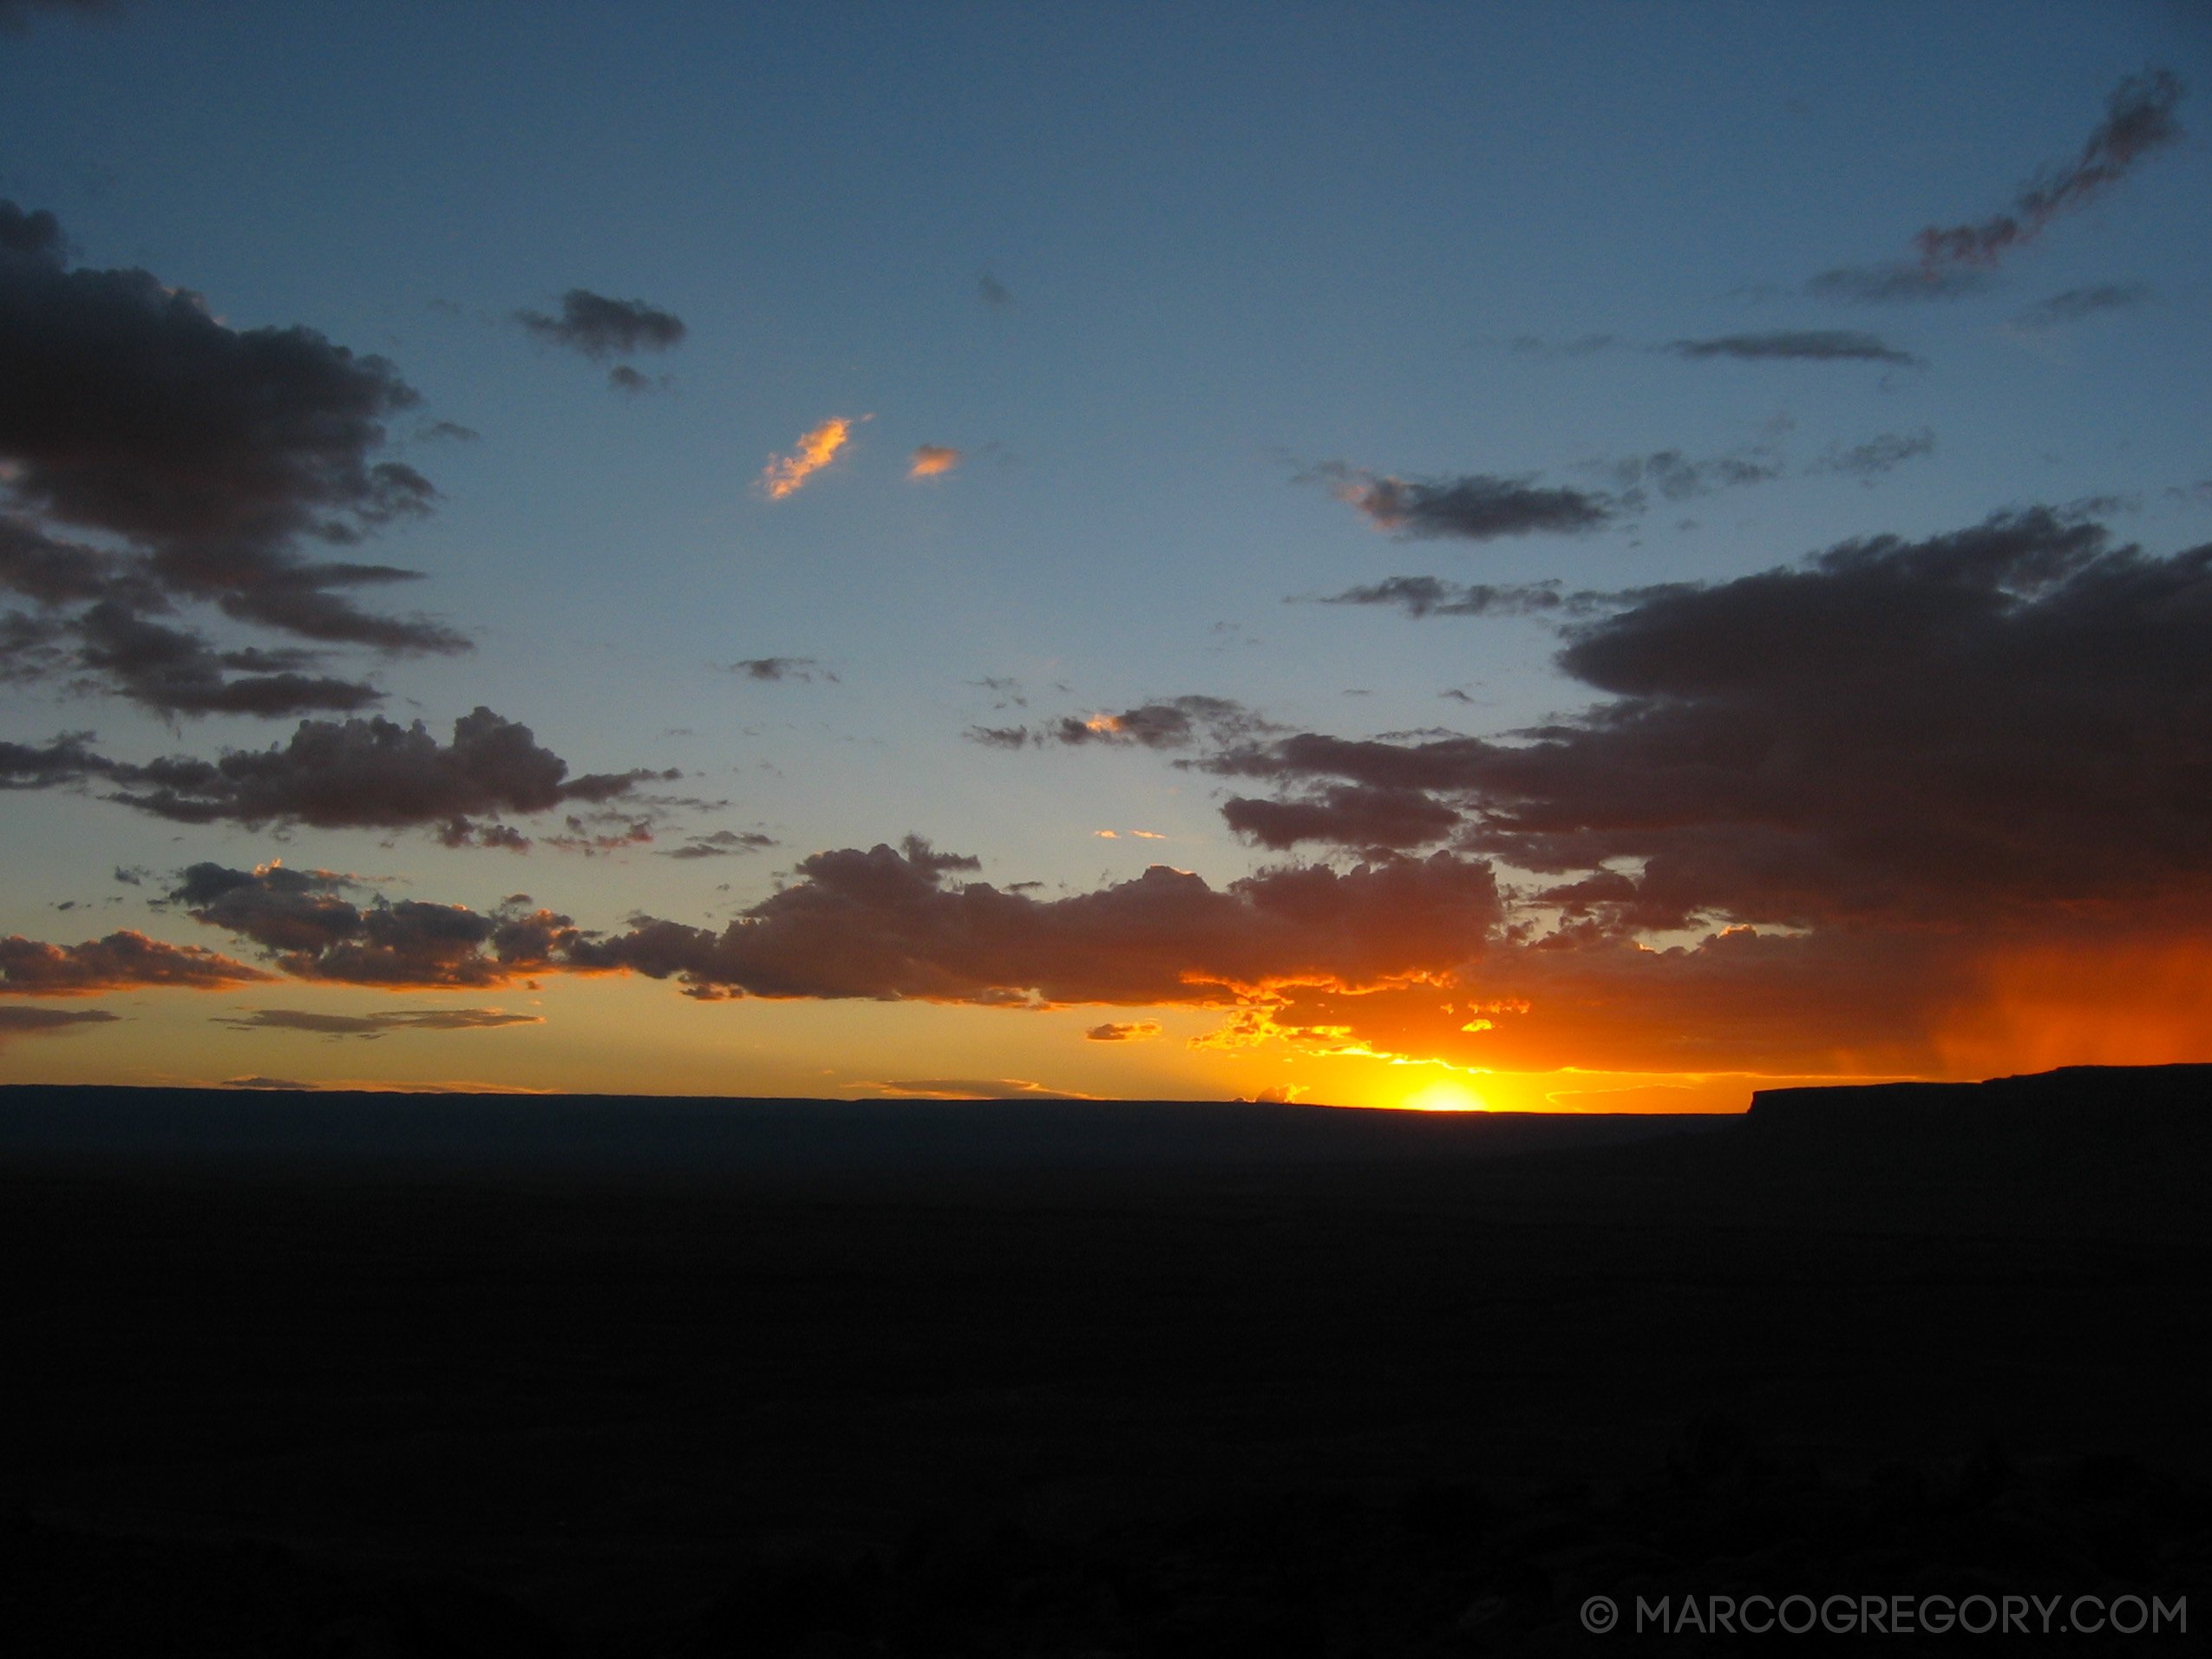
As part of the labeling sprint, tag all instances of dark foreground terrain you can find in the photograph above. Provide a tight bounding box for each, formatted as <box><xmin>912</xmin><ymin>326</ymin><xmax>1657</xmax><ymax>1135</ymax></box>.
<box><xmin>2</xmin><ymin>1068</ymin><xmax>2208</xmax><ymax>1654</ymax></box>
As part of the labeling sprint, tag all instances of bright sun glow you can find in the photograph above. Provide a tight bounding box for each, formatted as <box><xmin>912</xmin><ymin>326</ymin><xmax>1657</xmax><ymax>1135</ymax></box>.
<box><xmin>1400</xmin><ymin>1079</ymin><xmax>1486</xmax><ymax>1113</ymax></box>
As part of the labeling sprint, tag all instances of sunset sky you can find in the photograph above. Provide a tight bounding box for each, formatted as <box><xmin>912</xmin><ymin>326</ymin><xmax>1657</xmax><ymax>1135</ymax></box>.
<box><xmin>2</xmin><ymin>1</ymin><xmax>2209</xmax><ymax>1111</ymax></box>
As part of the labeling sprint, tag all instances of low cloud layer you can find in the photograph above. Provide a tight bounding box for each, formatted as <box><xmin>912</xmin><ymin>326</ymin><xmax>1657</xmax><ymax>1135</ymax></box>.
<box><xmin>0</xmin><ymin>200</ymin><xmax>468</xmax><ymax>716</ymax></box>
<box><xmin>214</xmin><ymin>1006</ymin><xmax>541</xmax><ymax>1037</ymax></box>
<box><xmin>0</xmin><ymin>1003</ymin><xmax>118</xmax><ymax>1044</ymax></box>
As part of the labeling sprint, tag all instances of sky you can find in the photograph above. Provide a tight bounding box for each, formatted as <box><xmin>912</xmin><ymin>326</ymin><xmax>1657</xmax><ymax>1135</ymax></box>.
<box><xmin>1</xmin><ymin>0</ymin><xmax>2209</xmax><ymax>1112</ymax></box>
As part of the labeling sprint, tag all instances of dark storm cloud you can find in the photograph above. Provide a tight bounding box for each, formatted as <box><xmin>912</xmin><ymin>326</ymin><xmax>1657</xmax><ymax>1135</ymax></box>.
<box><xmin>1311</xmin><ymin>578</ymin><xmax>1572</xmax><ymax>619</ymax></box>
<box><xmin>1914</xmin><ymin>69</ymin><xmax>2185</xmax><ymax>270</ymax></box>
<box><xmin>0</xmin><ymin>733</ymin><xmax>108</xmax><ymax>788</ymax></box>
<box><xmin>2012</xmin><ymin>284</ymin><xmax>2151</xmax><ymax>330</ymax></box>
<box><xmin>0</xmin><ymin>929</ymin><xmax>272</xmax><ymax>994</ymax></box>
<box><xmin>1804</xmin><ymin>265</ymin><xmax>1995</xmax><ymax>304</ymax></box>
<box><xmin>170</xmin><ymin>862</ymin><xmax>584</xmax><ymax>990</ymax></box>
<box><xmin>104</xmin><ymin>708</ymin><xmax>672</xmax><ymax>845</ymax></box>
<box><xmin>564</xmin><ymin>836</ymin><xmax>1504</xmax><ymax>1006</ymax></box>
<box><xmin>214</xmin><ymin>1006</ymin><xmax>541</xmax><ymax>1036</ymax></box>
<box><xmin>514</xmin><ymin>289</ymin><xmax>686</xmax><ymax>359</ymax></box>
<box><xmin>1808</xmin><ymin>428</ymin><xmax>1935</xmax><ymax>480</ymax></box>
<box><xmin>1318</xmin><ymin>463</ymin><xmax>1617</xmax><ymax>541</ymax></box>
<box><xmin>0</xmin><ymin>199</ymin><xmax>468</xmax><ymax>714</ymax></box>
<box><xmin>724</xmin><ymin>656</ymin><xmax>834</xmax><ymax>683</ymax></box>
<box><xmin>1665</xmin><ymin>330</ymin><xmax>1918</xmax><ymax>367</ymax></box>
<box><xmin>1205</xmin><ymin>510</ymin><xmax>2212</xmax><ymax>931</ymax></box>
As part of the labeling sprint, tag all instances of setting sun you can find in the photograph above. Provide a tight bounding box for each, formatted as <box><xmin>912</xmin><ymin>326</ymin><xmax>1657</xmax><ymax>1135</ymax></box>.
<box><xmin>1399</xmin><ymin>1079</ymin><xmax>1487</xmax><ymax>1113</ymax></box>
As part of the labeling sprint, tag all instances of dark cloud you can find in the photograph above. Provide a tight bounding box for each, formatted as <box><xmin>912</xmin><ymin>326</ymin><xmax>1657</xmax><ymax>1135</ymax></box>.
<box><xmin>1804</xmin><ymin>265</ymin><xmax>1995</xmax><ymax>304</ymax></box>
<box><xmin>1222</xmin><ymin>784</ymin><xmax>1463</xmax><ymax>852</ymax></box>
<box><xmin>1809</xmin><ymin>428</ymin><xmax>1935</xmax><ymax>480</ymax></box>
<box><xmin>659</xmin><ymin>829</ymin><xmax>776</xmax><ymax>860</ymax></box>
<box><xmin>213</xmin><ymin>1006</ymin><xmax>542</xmax><ymax>1037</ymax></box>
<box><xmin>1914</xmin><ymin>69</ymin><xmax>2185</xmax><ymax>269</ymax></box>
<box><xmin>0</xmin><ymin>1004</ymin><xmax>118</xmax><ymax>1042</ymax></box>
<box><xmin>101</xmin><ymin>708</ymin><xmax>671</xmax><ymax>845</ymax></box>
<box><xmin>222</xmin><ymin>1075</ymin><xmax>312</xmax><ymax>1089</ymax></box>
<box><xmin>1207</xmin><ymin>509</ymin><xmax>2212</xmax><ymax>930</ymax></box>
<box><xmin>0</xmin><ymin>929</ymin><xmax>272</xmax><ymax>995</ymax></box>
<box><xmin>0</xmin><ymin>199</ymin><xmax>468</xmax><ymax>715</ymax></box>
<box><xmin>725</xmin><ymin>656</ymin><xmax>834</xmax><ymax>683</ymax></box>
<box><xmin>170</xmin><ymin>861</ymin><xmax>584</xmax><ymax>990</ymax></box>
<box><xmin>964</xmin><ymin>725</ymin><xmax>1034</xmax><ymax>750</ymax></box>
<box><xmin>607</xmin><ymin>365</ymin><xmax>671</xmax><ymax>395</ymax></box>
<box><xmin>0</xmin><ymin>733</ymin><xmax>108</xmax><ymax>789</ymax></box>
<box><xmin>514</xmin><ymin>289</ymin><xmax>686</xmax><ymax>359</ymax></box>
<box><xmin>2012</xmin><ymin>284</ymin><xmax>2151</xmax><ymax>331</ymax></box>
<box><xmin>1599</xmin><ymin>446</ymin><xmax>1789</xmax><ymax>501</ymax></box>
<box><xmin>1666</xmin><ymin>330</ymin><xmax>1918</xmax><ymax>366</ymax></box>
<box><xmin>1084</xmin><ymin>1021</ymin><xmax>1162</xmax><ymax>1042</ymax></box>
<box><xmin>971</xmin><ymin>696</ymin><xmax>1273</xmax><ymax>753</ymax></box>
<box><xmin>563</xmin><ymin>836</ymin><xmax>1503</xmax><ymax>1007</ymax></box>
<box><xmin>977</xmin><ymin>273</ymin><xmax>1014</xmax><ymax>310</ymax></box>
<box><xmin>416</xmin><ymin>421</ymin><xmax>481</xmax><ymax>443</ymax></box>
<box><xmin>1317</xmin><ymin>463</ymin><xmax>1617</xmax><ymax>541</ymax></box>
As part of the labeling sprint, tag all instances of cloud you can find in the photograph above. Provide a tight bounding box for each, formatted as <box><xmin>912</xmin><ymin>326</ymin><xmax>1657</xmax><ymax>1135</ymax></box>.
<box><xmin>0</xmin><ymin>1004</ymin><xmax>118</xmax><ymax>1043</ymax></box>
<box><xmin>867</xmin><ymin>1077</ymin><xmax>1096</xmax><ymax>1100</ymax></box>
<box><xmin>213</xmin><ymin>1006</ymin><xmax>542</xmax><ymax>1037</ymax></box>
<box><xmin>1914</xmin><ymin>69</ymin><xmax>2185</xmax><ymax>270</ymax></box>
<box><xmin>0</xmin><ymin>200</ymin><xmax>468</xmax><ymax>715</ymax></box>
<box><xmin>1804</xmin><ymin>265</ymin><xmax>1995</xmax><ymax>304</ymax></box>
<box><xmin>170</xmin><ymin>861</ymin><xmax>585</xmax><ymax>989</ymax></box>
<box><xmin>0</xmin><ymin>930</ymin><xmax>272</xmax><ymax>995</ymax></box>
<box><xmin>723</xmin><ymin>656</ymin><xmax>834</xmax><ymax>683</ymax></box>
<box><xmin>1084</xmin><ymin>1021</ymin><xmax>1162</xmax><ymax>1042</ymax></box>
<box><xmin>1665</xmin><ymin>330</ymin><xmax>1917</xmax><ymax>366</ymax></box>
<box><xmin>977</xmin><ymin>273</ymin><xmax>1014</xmax><ymax>309</ymax></box>
<box><xmin>607</xmin><ymin>365</ymin><xmax>671</xmax><ymax>395</ymax></box>
<box><xmin>222</xmin><ymin>1074</ymin><xmax>312</xmax><ymax>1089</ymax></box>
<box><xmin>514</xmin><ymin>289</ymin><xmax>686</xmax><ymax>359</ymax></box>
<box><xmin>1317</xmin><ymin>463</ymin><xmax>1616</xmax><ymax>540</ymax></box>
<box><xmin>972</xmin><ymin>695</ymin><xmax>1273</xmax><ymax>752</ymax></box>
<box><xmin>1222</xmin><ymin>785</ymin><xmax>1463</xmax><ymax>852</ymax></box>
<box><xmin>660</xmin><ymin>829</ymin><xmax>776</xmax><ymax>860</ymax></box>
<box><xmin>1808</xmin><ymin>428</ymin><xmax>1935</xmax><ymax>480</ymax></box>
<box><xmin>562</xmin><ymin>835</ymin><xmax>1503</xmax><ymax>1007</ymax></box>
<box><xmin>759</xmin><ymin>416</ymin><xmax>861</xmax><ymax>500</ymax></box>
<box><xmin>97</xmin><ymin>707</ymin><xmax>668</xmax><ymax>845</ymax></box>
<box><xmin>908</xmin><ymin>445</ymin><xmax>961</xmax><ymax>479</ymax></box>
<box><xmin>1308</xmin><ymin>578</ymin><xmax>1577</xmax><ymax>619</ymax></box>
<box><xmin>2012</xmin><ymin>284</ymin><xmax>2151</xmax><ymax>331</ymax></box>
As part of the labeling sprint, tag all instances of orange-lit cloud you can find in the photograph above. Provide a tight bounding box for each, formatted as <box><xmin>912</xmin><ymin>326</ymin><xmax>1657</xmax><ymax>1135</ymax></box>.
<box><xmin>0</xmin><ymin>931</ymin><xmax>274</xmax><ymax>996</ymax></box>
<box><xmin>908</xmin><ymin>445</ymin><xmax>960</xmax><ymax>479</ymax></box>
<box><xmin>0</xmin><ymin>1005</ymin><xmax>120</xmax><ymax>1045</ymax></box>
<box><xmin>1085</xmin><ymin>1021</ymin><xmax>1162</xmax><ymax>1042</ymax></box>
<box><xmin>759</xmin><ymin>415</ymin><xmax>865</xmax><ymax>500</ymax></box>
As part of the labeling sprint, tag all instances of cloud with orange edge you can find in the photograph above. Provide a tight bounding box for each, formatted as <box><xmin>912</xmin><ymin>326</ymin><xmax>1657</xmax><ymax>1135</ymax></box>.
<box><xmin>759</xmin><ymin>415</ymin><xmax>867</xmax><ymax>500</ymax></box>
<box><xmin>908</xmin><ymin>445</ymin><xmax>960</xmax><ymax>479</ymax></box>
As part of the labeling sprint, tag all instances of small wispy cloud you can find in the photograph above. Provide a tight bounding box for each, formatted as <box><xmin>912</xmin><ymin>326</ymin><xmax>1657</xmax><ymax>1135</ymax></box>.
<box><xmin>213</xmin><ymin>1007</ymin><xmax>543</xmax><ymax>1038</ymax></box>
<box><xmin>1666</xmin><ymin>330</ymin><xmax>1918</xmax><ymax>366</ymax></box>
<box><xmin>759</xmin><ymin>416</ymin><xmax>864</xmax><ymax>500</ymax></box>
<box><xmin>1312</xmin><ymin>462</ymin><xmax>1617</xmax><ymax>541</ymax></box>
<box><xmin>908</xmin><ymin>445</ymin><xmax>961</xmax><ymax>479</ymax></box>
<box><xmin>2011</xmin><ymin>284</ymin><xmax>2151</xmax><ymax>331</ymax></box>
<box><xmin>1084</xmin><ymin>1021</ymin><xmax>1162</xmax><ymax>1042</ymax></box>
<box><xmin>723</xmin><ymin>656</ymin><xmax>835</xmax><ymax>683</ymax></box>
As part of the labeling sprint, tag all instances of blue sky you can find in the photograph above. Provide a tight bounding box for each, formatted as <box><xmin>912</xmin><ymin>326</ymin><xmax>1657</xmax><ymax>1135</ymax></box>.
<box><xmin>2</xmin><ymin>1</ymin><xmax>2208</xmax><ymax>1107</ymax></box>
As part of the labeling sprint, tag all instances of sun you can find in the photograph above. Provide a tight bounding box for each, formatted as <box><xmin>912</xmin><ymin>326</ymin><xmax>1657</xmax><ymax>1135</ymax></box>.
<box><xmin>1399</xmin><ymin>1079</ymin><xmax>1487</xmax><ymax>1113</ymax></box>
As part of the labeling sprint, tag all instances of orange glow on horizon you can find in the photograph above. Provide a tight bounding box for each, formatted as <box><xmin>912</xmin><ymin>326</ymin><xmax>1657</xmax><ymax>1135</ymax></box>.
<box><xmin>1936</xmin><ymin>939</ymin><xmax>2212</xmax><ymax>1077</ymax></box>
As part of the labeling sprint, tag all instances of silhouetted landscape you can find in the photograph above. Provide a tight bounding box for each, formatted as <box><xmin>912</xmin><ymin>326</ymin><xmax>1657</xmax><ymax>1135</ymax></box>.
<box><xmin>4</xmin><ymin>1068</ymin><xmax>2209</xmax><ymax>1653</ymax></box>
